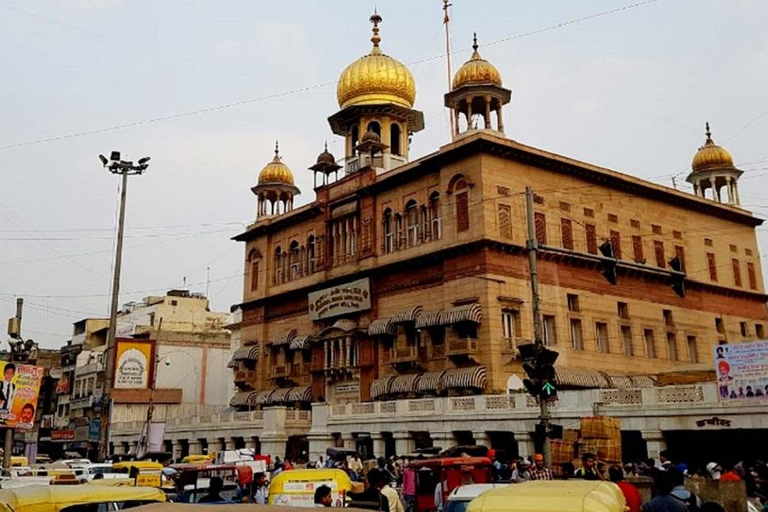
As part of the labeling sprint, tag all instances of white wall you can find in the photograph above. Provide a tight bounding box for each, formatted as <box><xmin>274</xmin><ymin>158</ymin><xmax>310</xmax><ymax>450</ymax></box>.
<box><xmin>155</xmin><ymin>345</ymin><xmax>203</xmax><ymax>404</ymax></box>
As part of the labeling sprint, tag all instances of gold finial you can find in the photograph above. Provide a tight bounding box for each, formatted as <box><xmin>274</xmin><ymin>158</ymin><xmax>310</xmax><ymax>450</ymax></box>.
<box><xmin>705</xmin><ymin>122</ymin><xmax>712</xmax><ymax>142</ymax></box>
<box><xmin>274</xmin><ymin>140</ymin><xmax>280</xmax><ymax>159</ymax></box>
<box><xmin>370</xmin><ymin>10</ymin><xmax>382</xmax><ymax>53</ymax></box>
<box><xmin>471</xmin><ymin>32</ymin><xmax>481</xmax><ymax>60</ymax></box>
<box><xmin>473</xmin><ymin>32</ymin><xmax>478</xmax><ymax>52</ymax></box>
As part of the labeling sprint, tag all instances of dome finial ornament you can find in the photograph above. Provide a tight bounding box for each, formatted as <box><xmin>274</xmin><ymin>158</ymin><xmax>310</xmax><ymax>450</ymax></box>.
<box><xmin>274</xmin><ymin>140</ymin><xmax>280</xmax><ymax>158</ymax></box>
<box><xmin>370</xmin><ymin>10</ymin><xmax>383</xmax><ymax>53</ymax></box>
<box><xmin>705</xmin><ymin>122</ymin><xmax>712</xmax><ymax>143</ymax></box>
<box><xmin>473</xmin><ymin>32</ymin><xmax>478</xmax><ymax>53</ymax></box>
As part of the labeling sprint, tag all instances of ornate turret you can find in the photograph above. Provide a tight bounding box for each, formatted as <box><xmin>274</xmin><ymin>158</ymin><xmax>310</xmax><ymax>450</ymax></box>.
<box><xmin>328</xmin><ymin>11</ymin><xmax>425</xmax><ymax>174</ymax></box>
<box><xmin>309</xmin><ymin>142</ymin><xmax>342</xmax><ymax>188</ymax></box>
<box><xmin>686</xmin><ymin>123</ymin><xmax>743</xmax><ymax>205</ymax></box>
<box><xmin>252</xmin><ymin>142</ymin><xmax>300</xmax><ymax>217</ymax></box>
<box><xmin>444</xmin><ymin>34</ymin><xmax>511</xmax><ymax>140</ymax></box>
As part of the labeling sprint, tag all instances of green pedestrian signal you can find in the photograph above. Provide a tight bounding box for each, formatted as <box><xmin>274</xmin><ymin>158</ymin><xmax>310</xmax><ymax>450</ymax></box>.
<box><xmin>541</xmin><ymin>381</ymin><xmax>557</xmax><ymax>399</ymax></box>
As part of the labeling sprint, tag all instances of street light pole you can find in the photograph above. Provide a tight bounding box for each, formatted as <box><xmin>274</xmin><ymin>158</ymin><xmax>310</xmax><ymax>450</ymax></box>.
<box><xmin>97</xmin><ymin>152</ymin><xmax>150</xmax><ymax>462</ymax></box>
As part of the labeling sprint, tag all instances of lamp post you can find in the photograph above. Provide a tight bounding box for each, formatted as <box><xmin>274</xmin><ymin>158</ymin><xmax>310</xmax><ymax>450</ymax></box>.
<box><xmin>98</xmin><ymin>152</ymin><xmax>150</xmax><ymax>462</ymax></box>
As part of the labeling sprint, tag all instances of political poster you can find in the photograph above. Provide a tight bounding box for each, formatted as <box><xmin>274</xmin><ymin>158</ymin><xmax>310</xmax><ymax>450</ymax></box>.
<box><xmin>0</xmin><ymin>362</ymin><xmax>44</xmax><ymax>430</ymax></box>
<box><xmin>715</xmin><ymin>340</ymin><xmax>768</xmax><ymax>401</ymax></box>
<box><xmin>114</xmin><ymin>339</ymin><xmax>154</xmax><ymax>389</ymax></box>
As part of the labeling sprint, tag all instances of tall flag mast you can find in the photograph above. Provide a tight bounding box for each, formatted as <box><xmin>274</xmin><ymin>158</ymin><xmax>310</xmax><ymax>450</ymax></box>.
<box><xmin>443</xmin><ymin>0</ymin><xmax>455</xmax><ymax>137</ymax></box>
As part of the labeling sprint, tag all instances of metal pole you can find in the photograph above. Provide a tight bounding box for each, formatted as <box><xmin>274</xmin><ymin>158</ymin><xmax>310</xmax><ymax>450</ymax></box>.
<box><xmin>99</xmin><ymin>169</ymin><xmax>128</xmax><ymax>461</ymax></box>
<box><xmin>525</xmin><ymin>187</ymin><xmax>551</xmax><ymax>468</ymax></box>
<box><xmin>443</xmin><ymin>0</ymin><xmax>455</xmax><ymax>138</ymax></box>
<box><xmin>3</xmin><ymin>299</ymin><xmax>24</xmax><ymax>468</ymax></box>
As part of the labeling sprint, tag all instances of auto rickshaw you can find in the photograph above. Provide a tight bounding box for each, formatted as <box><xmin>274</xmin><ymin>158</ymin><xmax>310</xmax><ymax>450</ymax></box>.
<box><xmin>0</xmin><ymin>484</ymin><xmax>166</xmax><ymax>512</ymax></box>
<box><xmin>466</xmin><ymin>480</ymin><xmax>627</xmax><ymax>512</ymax></box>
<box><xmin>410</xmin><ymin>457</ymin><xmax>494</xmax><ymax>512</ymax></box>
<box><xmin>268</xmin><ymin>468</ymin><xmax>353</xmax><ymax>507</ymax></box>
<box><xmin>10</xmin><ymin>456</ymin><xmax>29</xmax><ymax>467</ymax></box>
<box><xmin>180</xmin><ymin>454</ymin><xmax>214</xmax><ymax>465</ymax></box>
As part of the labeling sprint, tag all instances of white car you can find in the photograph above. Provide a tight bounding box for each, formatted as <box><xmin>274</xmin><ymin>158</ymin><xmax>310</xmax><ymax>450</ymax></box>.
<box><xmin>444</xmin><ymin>484</ymin><xmax>509</xmax><ymax>512</ymax></box>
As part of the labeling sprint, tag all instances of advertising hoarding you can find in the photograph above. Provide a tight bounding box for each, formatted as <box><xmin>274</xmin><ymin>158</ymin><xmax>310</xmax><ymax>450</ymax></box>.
<box><xmin>0</xmin><ymin>362</ymin><xmax>43</xmax><ymax>430</ymax></box>
<box><xmin>715</xmin><ymin>340</ymin><xmax>768</xmax><ymax>400</ymax></box>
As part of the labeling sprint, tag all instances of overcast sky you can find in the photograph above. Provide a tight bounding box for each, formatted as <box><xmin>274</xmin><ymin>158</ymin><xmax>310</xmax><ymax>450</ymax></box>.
<box><xmin>1</xmin><ymin>0</ymin><xmax>767</xmax><ymax>349</ymax></box>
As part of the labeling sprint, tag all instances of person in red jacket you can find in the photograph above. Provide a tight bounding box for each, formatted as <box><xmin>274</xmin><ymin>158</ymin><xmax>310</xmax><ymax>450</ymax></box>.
<box><xmin>609</xmin><ymin>465</ymin><xmax>642</xmax><ymax>512</ymax></box>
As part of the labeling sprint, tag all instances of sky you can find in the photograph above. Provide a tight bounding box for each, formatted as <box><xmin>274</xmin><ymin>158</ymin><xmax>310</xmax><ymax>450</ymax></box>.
<box><xmin>1</xmin><ymin>0</ymin><xmax>767</xmax><ymax>349</ymax></box>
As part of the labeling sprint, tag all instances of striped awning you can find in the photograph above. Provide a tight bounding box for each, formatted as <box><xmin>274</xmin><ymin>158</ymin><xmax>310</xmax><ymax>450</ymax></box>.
<box><xmin>267</xmin><ymin>387</ymin><xmax>292</xmax><ymax>405</ymax></box>
<box><xmin>368</xmin><ymin>318</ymin><xmax>397</xmax><ymax>336</ymax></box>
<box><xmin>227</xmin><ymin>344</ymin><xmax>260</xmax><ymax>367</ymax></box>
<box><xmin>251</xmin><ymin>389</ymin><xmax>275</xmax><ymax>406</ymax></box>
<box><xmin>286</xmin><ymin>386</ymin><xmax>313</xmax><ymax>403</ymax></box>
<box><xmin>290</xmin><ymin>335</ymin><xmax>312</xmax><ymax>351</ymax></box>
<box><xmin>416</xmin><ymin>371</ymin><xmax>445</xmax><ymax>393</ymax></box>
<box><xmin>272</xmin><ymin>330</ymin><xmax>297</xmax><ymax>347</ymax></box>
<box><xmin>416</xmin><ymin>310</ymin><xmax>444</xmax><ymax>329</ymax></box>
<box><xmin>441</xmin><ymin>303</ymin><xmax>482</xmax><ymax>325</ymax></box>
<box><xmin>390</xmin><ymin>306</ymin><xmax>423</xmax><ymax>324</ymax></box>
<box><xmin>628</xmin><ymin>375</ymin><xmax>656</xmax><ymax>388</ymax></box>
<box><xmin>371</xmin><ymin>376</ymin><xmax>395</xmax><ymax>399</ymax></box>
<box><xmin>229</xmin><ymin>391</ymin><xmax>257</xmax><ymax>407</ymax></box>
<box><xmin>605</xmin><ymin>375</ymin><xmax>634</xmax><ymax>389</ymax></box>
<box><xmin>442</xmin><ymin>366</ymin><xmax>487</xmax><ymax>390</ymax></box>
<box><xmin>390</xmin><ymin>374</ymin><xmax>420</xmax><ymax>395</ymax></box>
<box><xmin>555</xmin><ymin>368</ymin><xmax>611</xmax><ymax>389</ymax></box>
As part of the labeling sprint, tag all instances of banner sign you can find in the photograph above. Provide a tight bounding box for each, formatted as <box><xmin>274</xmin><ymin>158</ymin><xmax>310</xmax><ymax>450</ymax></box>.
<box><xmin>147</xmin><ymin>422</ymin><xmax>165</xmax><ymax>452</ymax></box>
<box><xmin>0</xmin><ymin>362</ymin><xmax>44</xmax><ymax>430</ymax></box>
<box><xmin>114</xmin><ymin>339</ymin><xmax>154</xmax><ymax>389</ymax></box>
<box><xmin>716</xmin><ymin>341</ymin><xmax>768</xmax><ymax>400</ymax></box>
<box><xmin>51</xmin><ymin>429</ymin><xmax>76</xmax><ymax>442</ymax></box>
<box><xmin>89</xmin><ymin>419</ymin><xmax>101</xmax><ymax>442</ymax></box>
<box><xmin>308</xmin><ymin>278</ymin><xmax>371</xmax><ymax>320</ymax></box>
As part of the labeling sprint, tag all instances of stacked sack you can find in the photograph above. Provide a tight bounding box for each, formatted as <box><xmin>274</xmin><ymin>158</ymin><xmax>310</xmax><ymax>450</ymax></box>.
<box><xmin>578</xmin><ymin>416</ymin><xmax>622</xmax><ymax>465</ymax></box>
<box><xmin>550</xmin><ymin>428</ymin><xmax>581</xmax><ymax>476</ymax></box>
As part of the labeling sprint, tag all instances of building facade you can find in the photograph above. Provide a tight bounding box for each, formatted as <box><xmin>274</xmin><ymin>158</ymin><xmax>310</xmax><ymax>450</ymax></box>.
<box><xmin>228</xmin><ymin>12</ymin><xmax>766</xmax><ymax>420</ymax></box>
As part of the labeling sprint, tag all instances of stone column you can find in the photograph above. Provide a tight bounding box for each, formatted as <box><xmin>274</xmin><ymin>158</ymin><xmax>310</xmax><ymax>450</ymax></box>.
<box><xmin>484</xmin><ymin>95</ymin><xmax>492</xmax><ymax>129</ymax></box>
<box><xmin>130</xmin><ymin>441</ymin><xmax>139</xmax><ymax>455</ymax></box>
<box><xmin>172</xmin><ymin>440</ymin><xmax>183</xmax><ymax>461</ymax></box>
<box><xmin>393</xmin><ymin>431</ymin><xmax>414</xmax><ymax>457</ymax></box>
<box><xmin>343</xmin><ymin>434</ymin><xmax>356</xmax><ymax>451</ymax></box>
<box><xmin>225</xmin><ymin>439</ymin><xmax>237</xmax><ymax>451</ymax></box>
<box><xmin>260</xmin><ymin>434</ymin><xmax>288</xmax><ymax>460</ymax></box>
<box><xmin>371</xmin><ymin>432</ymin><xmax>387</xmax><ymax>459</ymax></box>
<box><xmin>431</xmin><ymin>432</ymin><xmax>455</xmax><ymax>453</ymax></box>
<box><xmin>454</xmin><ymin>109</ymin><xmax>461</xmax><ymax>137</ymax></box>
<box><xmin>497</xmin><ymin>106</ymin><xmax>504</xmax><ymax>133</ymax></box>
<box><xmin>642</xmin><ymin>430</ymin><xmax>666</xmax><ymax>461</ymax></box>
<box><xmin>467</xmin><ymin>99</ymin><xmax>473</xmax><ymax>129</ymax></box>
<box><xmin>248</xmin><ymin>437</ymin><xmax>260</xmax><ymax>452</ymax></box>
<box><xmin>473</xmin><ymin>431</ymin><xmax>491</xmax><ymax>448</ymax></box>
<box><xmin>515</xmin><ymin>432</ymin><xmax>535</xmax><ymax>459</ymax></box>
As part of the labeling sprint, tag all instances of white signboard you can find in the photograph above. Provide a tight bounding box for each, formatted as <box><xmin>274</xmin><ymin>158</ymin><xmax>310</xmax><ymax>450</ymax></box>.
<box><xmin>716</xmin><ymin>340</ymin><xmax>768</xmax><ymax>401</ymax></box>
<box><xmin>308</xmin><ymin>278</ymin><xmax>371</xmax><ymax>320</ymax></box>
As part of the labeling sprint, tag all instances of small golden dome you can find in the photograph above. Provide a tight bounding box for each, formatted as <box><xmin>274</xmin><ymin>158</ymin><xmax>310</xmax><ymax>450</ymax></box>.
<box><xmin>258</xmin><ymin>142</ymin><xmax>295</xmax><ymax>186</ymax></box>
<box><xmin>452</xmin><ymin>34</ymin><xmax>502</xmax><ymax>90</ymax></box>
<box><xmin>336</xmin><ymin>12</ymin><xmax>416</xmax><ymax>109</ymax></box>
<box><xmin>692</xmin><ymin>123</ymin><xmax>735</xmax><ymax>172</ymax></box>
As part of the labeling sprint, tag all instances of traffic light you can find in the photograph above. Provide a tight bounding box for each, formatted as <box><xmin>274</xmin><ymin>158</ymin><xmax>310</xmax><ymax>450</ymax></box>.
<box><xmin>519</xmin><ymin>343</ymin><xmax>559</xmax><ymax>400</ymax></box>
<box><xmin>668</xmin><ymin>256</ymin><xmax>686</xmax><ymax>297</ymax></box>
<box><xmin>599</xmin><ymin>241</ymin><xmax>618</xmax><ymax>285</ymax></box>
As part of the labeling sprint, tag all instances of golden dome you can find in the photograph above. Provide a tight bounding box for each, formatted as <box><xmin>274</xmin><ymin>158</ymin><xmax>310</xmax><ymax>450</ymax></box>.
<box><xmin>692</xmin><ymin>123</ymin><xmax>735</xmax><ymax>172</ymax></box>
<box><xmin>452</xmin><ymin>34</ymin><xmax>502</xmax><ymax>90</ymax></box>
<box><xmin>336</xmin><ymin>12</ymin><xmax>416</xmax><ymax>109</ymax></box>
<box><xmin>258</xmin><ymin>142</ymin><xmax>295</xmax><ymax>186</ymax></box>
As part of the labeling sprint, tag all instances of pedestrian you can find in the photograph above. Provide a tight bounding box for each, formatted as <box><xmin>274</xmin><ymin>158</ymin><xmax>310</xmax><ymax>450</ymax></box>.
<box><xmin>720</xmin><ymin>464</ymin><xmax>742</xmax><ymax>481</ymax></box>
<box><xmin>560</xmin><ymin>462</ymin><xmax>575</xmax><ymax>480</ymax></box>
<box><xmin>199</xmin><ymin>476</ymin><xmax>226</xmax><ymax>503</ymax></box>
<box><xmin>350</xmin><ymin>453</ymin><xmax>364</xmax><ymax>477</ymax></box>
<box><xmin>434</xmin><ymin>480</ymin><xmax>443</xmax><ymax>512</ymax></box>
<box><xmin>527</xmin><ymin>454</ymin><xmax>553</xmax><ymax>481</ymax></box>
<box><xmin>512</xmin><ymin>459</ymin><xmax>530</xmax><ymax>482</ymax></box>
<box><xmin>642</xmin><ymin>471</ymin><xmax>687</xmax><ymax>512</ymax></box>
<box><xmin>372</xmin><ymin>466</ymin><xmax>404</xmax><ymax>512</ymax></box>
<box><xmin>609</xmin><ymin>465</ymin><xmax>642</xmax><ymax>512</ymax></box>
<box><xmin>659</xmin><ymin>450</ymin><xmax>674</xmax><ymax>471</ymax></box>
<box><xmin>669</xmin><ymin>468</ymin><xmax>701</xmax><ymax>510</ymax></box>
<box><xmin>705</xmin><ymin>463</ymin><xmax>722</xmax><ymax>480</ymax></box>
<box><xmin>314</xmin><ymin>485</ymin><xmax>333</xmax><ymax>507</ymax></box>
<box><xmin>575</xmin><ymin>453</ymin><xmax>599</xmax><ymax>480</ymax></box>
<box><xmin>402</xmin><ymin>466</ymin><xmax>416</xmax><ymax>512</ymax></box>
<box><xmin>253</xmin><ymin>472</ymin><xmax>268</xmax><ymax>505</ymax></box>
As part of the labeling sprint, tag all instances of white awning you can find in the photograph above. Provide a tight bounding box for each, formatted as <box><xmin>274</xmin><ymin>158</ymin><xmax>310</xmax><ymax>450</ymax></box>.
<box><xmin>389</xmin><ymin>374</ymin><xmax>420</xmax><ymax>395</ymax></box>
<box><xmin>416</xmin><ymin>371</ymin><xmax>445</xmax><ymax>393</ymax></box>
<box><xmin>371</xmin><ymin>377</ymin><xmax>395</xmax><ymax>399</ymax></box>
<box><xmin>286</xmin><ymin>386</ymin><xmax>313</xmax><ymax>403</ymax></box>
<box><xmin>441</xmin><ymin>304</ymin><xmax>482</xmax><ymax>325</ymax></box>
<box><xmin>272</xmin><ymin>330</ymin><xmax>297</xmax><ymax>347</ymax></box>
<box><xmin>290</xmin><ymin>335</ymin><xmax>312</xmax><ymax>351</ymax></box>
<box><xmin>228</xmin><ymin>344</ymin><xmax>260</xmax><ymax>367</ymax></box>
<box><xmin>390</xmin><ymin>306</ymin><xmax>423</xmax><ymax>324</ymax></box>
<box><xmin>368</xmin><ymin>318</ymin><xmax>397</xmax><ymax>336</ymax></box>
<box><xmin>229</xmin><ymin>391</ymin><xmax>257</xmax><ymax>407</ymax></box>
<box><xmin>416</xmin><ymin>310</ymin><xmax>444</xmax><ymax>329</ymax></box>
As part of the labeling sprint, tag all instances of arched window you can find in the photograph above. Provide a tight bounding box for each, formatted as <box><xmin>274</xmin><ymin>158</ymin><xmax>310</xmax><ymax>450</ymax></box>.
<box><xmin>274</xmin><ymin>246</ymin><xmax>283</xmax><ymax>285</ymax></box>
<box><xmin>394</xmin><ymin>213</ymin><xmax>404</xmax><ymax>250</ymax></box>
<box><xmin>247</xmin><ymin>249</ymin><xmax>261</xmax><ymax>291</ymax></box>
<box><xmin>307</xmin><ymin>235</ymin><xmax>316</xmax><ymax>274</ymax></box>
<box><xmin>390</xmin><ymin>123</ymin><xmax>402</xmax><ymax>156</ymax></box>
<box><xmin>367</xmin><ymin>121</ymin><xmax>381</xmax><ymax>137</ymax></box>
<box><xmin>405</xmin><ymin>200</ymin><xmax>419</xmax><ymax>247</ymax></box>
<box><xmin>289</xmin><ymin>241</ymin><xmax>300</xmax><ymax>281</ymax></box>
<box><xmin>429</xmin><ymin>192</ymin><xmax>441</xmax><ymax>240</ymax></box>
<box><xmin>454</xmin><ymin>179</ymin><xmax>470</xmax><ymax>233</ymax></box>
<box><xmin>383</xmin><ymin>208</ymin><xmax>393</xmax><ymax>253</ymax></box>
<box><xmin>351</xmin><ymin>125</ymin><xmax>359</xmax><ymax>151</ymax></box>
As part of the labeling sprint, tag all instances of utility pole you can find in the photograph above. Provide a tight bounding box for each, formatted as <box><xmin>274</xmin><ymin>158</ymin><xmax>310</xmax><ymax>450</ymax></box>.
<box><xmin>97</xmin><ymin>152</ymin><xmax>150</xmax><ymax>462</ymax></box>
<box><xmin>2</xmin><ymin>299</ymin><xmax>23</xmax><ymax>468</ymax></box>
<box><xmin>525</xmin><ymin>187</ymin><xmax>552</xmax><ymax>468</ymax></box>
